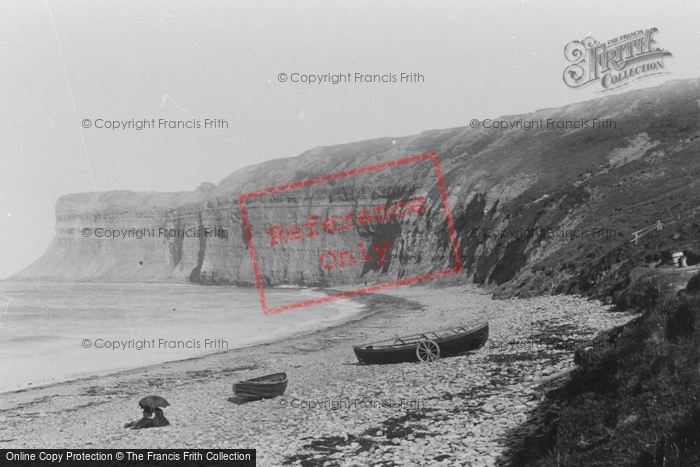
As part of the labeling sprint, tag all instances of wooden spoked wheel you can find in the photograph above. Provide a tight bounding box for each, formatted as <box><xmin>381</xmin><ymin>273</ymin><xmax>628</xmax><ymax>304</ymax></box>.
<box><xmin>416</xmin><ymin>340</ymin><xmax>440</xmax><ymax>362</ymax></box>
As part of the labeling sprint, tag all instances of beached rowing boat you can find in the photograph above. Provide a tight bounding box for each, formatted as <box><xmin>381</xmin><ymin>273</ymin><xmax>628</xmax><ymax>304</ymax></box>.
<box><xmin>232</xmin><ymin>372</ymin><xmax>288</xmax><ymax>399</ymax></box>
<box><xmin>353</xmin><ymin>322</ymin><xmax>489</xmax><ymax>364</ymax></box>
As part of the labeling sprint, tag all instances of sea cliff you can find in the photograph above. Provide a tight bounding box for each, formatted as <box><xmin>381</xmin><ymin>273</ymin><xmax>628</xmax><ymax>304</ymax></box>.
<box><xmin>14</xmin><ymin>79</ymin><xmax>700</xmax><ymax>298</ymax></box>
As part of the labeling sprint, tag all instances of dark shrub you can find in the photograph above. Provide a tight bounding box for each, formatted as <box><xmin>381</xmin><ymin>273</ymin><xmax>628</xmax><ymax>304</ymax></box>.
<box><xmin>658</xmin><ymin>251</ymin><xmax>673</xmax><ymax>267</ymax></box>
<box><xmin>686</xmin><ymin>272</ymin><xmax>700</xmax><ymax>295</ymax></box>
<box><xmin>684</xmin><ymin>250</ymin><xmax>700</xmax><ymax>266</ymax></box>
<box><xmin>619</xmin><ymin>276</ymin><xmax>662</xmax><ymax>311</ymax></box>
<box><xmin>666</xmin><ymin>300</ymin><xmax>699</xmax><ymax>341</ymax></box>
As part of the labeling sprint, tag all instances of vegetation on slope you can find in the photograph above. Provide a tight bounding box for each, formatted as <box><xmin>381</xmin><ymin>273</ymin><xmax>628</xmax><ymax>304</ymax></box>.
<box><xmin>506</xmin><ymin>272</ymin><xmax>700</xmax><ymax>466</ymax></box>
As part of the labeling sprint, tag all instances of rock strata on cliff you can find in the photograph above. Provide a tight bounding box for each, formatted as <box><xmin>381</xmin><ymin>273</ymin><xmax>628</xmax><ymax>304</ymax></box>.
<box><xmin>14</xmin><ymin>79</ymin><xmax>700</xmax><ymax>297</ymax></box>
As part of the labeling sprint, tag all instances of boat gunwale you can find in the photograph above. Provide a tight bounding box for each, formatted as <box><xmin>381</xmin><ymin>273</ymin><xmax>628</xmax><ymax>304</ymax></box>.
<box><xmin>352</xmin><ymin>322</ymin><xmax>488</xmax><ymax>351</ymax></box>
<box><xmin>235</xmin><ymin>372</ymin><xmax>287</xmax><ymax>386</ymax></box>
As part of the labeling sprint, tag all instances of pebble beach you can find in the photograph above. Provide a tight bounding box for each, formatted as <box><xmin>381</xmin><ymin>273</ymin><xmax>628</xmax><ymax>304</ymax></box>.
<box><xmin>0</xmin><ymin>285</ymin><xmax>634</xmax><ymax>466</ymax></box>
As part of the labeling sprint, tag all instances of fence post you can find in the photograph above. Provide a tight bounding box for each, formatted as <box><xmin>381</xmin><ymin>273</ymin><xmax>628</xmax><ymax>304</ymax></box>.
<box><xmin>631</xmin><ymin>231</ymin><xmax>640</xmax><ymax>244</ymax></box>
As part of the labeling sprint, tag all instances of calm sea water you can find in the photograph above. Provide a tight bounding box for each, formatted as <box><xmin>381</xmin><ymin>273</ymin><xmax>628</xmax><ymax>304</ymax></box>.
<box><xmin>0</xmin><ymin>282</ymin><xmax>363</xmax><ymax>393</ymax></box>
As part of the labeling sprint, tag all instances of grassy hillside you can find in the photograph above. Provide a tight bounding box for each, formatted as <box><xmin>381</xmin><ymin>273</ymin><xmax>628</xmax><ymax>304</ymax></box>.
<box><xmin>15</xmin><ymin>79</ymin><xmax>700</xmax><ymax>298</ymax></box>
<box><xmin>505</xmin><ymin>273</ymin><xmax>700</xmax><ymax>466</ymax></box>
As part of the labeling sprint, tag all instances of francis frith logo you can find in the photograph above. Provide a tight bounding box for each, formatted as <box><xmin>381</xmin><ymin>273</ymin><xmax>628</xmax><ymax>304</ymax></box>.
<box><xmin>563</xmin><ymin>28</ymin><xmax>672</xmax><ymax>92</ymax></box>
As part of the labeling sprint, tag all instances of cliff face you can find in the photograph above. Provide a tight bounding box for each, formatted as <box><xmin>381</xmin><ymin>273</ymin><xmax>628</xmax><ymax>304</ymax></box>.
<box><xmin>14</xmin><ymin>188</ymin><xmax>213</xmax><ymax>282</ymax></box>
<box><xmin>14</xmin><ymin>79</ymin><xmax>700</xmax><ymax>297</ymax></box>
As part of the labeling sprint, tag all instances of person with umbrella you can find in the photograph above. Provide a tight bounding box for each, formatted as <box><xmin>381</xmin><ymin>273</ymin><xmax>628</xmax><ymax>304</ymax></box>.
<box><xmin>124</xmin><ymin>395</ymin><xmax>170</xmax><ymax>429</ymax></box>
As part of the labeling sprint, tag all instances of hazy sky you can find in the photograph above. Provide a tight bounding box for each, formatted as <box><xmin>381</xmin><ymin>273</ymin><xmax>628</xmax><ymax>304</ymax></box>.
<box><xmin>1</xmin><ymin>0</ymin><xmax>699</xmax><ymax>279</ymax></box>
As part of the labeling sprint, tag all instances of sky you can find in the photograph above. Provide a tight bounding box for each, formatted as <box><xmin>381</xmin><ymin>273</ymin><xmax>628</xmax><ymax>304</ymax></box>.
<box><xmin>1</xmin><ymin>0</ymin><xmax>699</xmax><ymax>279</ymax></box>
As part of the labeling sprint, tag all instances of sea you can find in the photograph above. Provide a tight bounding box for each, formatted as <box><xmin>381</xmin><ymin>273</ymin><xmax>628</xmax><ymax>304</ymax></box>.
<box><xmin>0</xmin><ymin>281</ymin><xmax>364</xmax><ymax>394</ymax></box>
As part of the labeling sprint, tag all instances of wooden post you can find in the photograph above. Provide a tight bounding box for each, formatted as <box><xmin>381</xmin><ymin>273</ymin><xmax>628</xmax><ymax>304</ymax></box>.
<box><xmin>630</xmin><ymin>229</ymin><xmax>643</xmax><ymax>244</ymax></box>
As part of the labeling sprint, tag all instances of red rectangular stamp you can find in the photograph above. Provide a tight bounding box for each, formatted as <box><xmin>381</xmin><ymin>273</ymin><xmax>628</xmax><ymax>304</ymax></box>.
<box><xmin>238</xmin><ymin>152</ymin><xmax>462</xmax><ymax>314</ymax></box>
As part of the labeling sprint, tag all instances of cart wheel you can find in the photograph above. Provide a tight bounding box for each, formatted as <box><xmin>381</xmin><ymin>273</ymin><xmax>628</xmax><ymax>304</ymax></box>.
<box><xmin>416</xmin><ymin>340</ymin><xmax>440</xmax><ymax>362</ymax></box>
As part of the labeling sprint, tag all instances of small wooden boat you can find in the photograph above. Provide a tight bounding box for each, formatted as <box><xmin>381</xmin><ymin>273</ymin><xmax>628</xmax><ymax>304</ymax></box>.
<box><xmin>353</xmin><ymin>322</ymin><xmax>489</xmax><ymax>365</ymax></box>
<box><xmin>232</xmin><ymin>372</ymin><xmax>288</xmax><ymax>400</ymax></box>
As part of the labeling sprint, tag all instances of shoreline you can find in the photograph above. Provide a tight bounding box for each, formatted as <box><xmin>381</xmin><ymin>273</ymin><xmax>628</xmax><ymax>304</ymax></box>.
<box><xmin>0</xmin><ymin>287</ymin><xmax>381</xmax><ymax>410</ymax></box>
<box><xmin>0</xmin><ymin>285</ymin><xmax>635</xmax><ymax>466</ymax></box>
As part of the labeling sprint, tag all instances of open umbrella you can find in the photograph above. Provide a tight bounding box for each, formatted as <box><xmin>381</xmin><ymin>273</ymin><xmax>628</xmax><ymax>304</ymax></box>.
<box><xmin>139</xmin><ymin>395</ymin><xmax>170</xmax><ymax>411</ymax></box>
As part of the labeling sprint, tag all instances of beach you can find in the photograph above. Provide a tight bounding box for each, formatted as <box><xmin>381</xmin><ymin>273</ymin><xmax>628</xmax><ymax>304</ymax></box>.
<box><xmin>0</xmin><ymin>282</ymin><xmax>363</xmax><ymax>393</ymax></box>
<box><xmin>0</xmin><ymin>285</ymin><xmax>634</xmax><ymax>466</ymax></box>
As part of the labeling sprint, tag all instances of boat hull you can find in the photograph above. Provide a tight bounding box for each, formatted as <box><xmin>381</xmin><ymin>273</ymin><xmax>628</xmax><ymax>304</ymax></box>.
<box><xmin>353</xmin><ymin>323</ymin><xmax>489</xmax><ymax>365</ymax></box>
<box><xmin>233</xmin><ymin>372</ymin><xmax>288</xmax><ymax>399</ymax></box>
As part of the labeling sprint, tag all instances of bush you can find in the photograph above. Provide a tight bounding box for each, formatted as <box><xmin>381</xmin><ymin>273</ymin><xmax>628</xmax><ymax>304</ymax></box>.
<box><xmin>618</xmin><ymin>276</ymin><xmax>663</xmax><ymax>311</ymax></box>
<box><xmin>683</xmin><ymin>250</ymin><xmax>700</xmax><ymax>266</ymax></box>
<box><xmin>666</xmin><ymin>300</ymin><xmax>698</xmax><ymax>341</ymax></box>
<box><xmin>686</xmin><ymin>272</ymin><xmax>700</xmax><ymax>295</ymax></box>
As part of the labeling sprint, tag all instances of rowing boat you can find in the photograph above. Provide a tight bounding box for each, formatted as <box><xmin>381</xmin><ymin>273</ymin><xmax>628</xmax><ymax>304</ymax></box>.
<box><xmin>232</xmin><ymin>372</ymin><xmax>288</xmax><ymax>399</ymax></box>
<box><xmin>353</xmin><ymin>322</ymin><xmax>489</xmax><ymax>364</ymax></box>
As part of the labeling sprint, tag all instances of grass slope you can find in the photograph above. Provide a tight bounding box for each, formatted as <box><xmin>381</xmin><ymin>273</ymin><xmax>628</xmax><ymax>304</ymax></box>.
<box><xmin>506</xmin><ymin>273</ymin><xmax>700</xmax><ymax>466</ymax></box>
